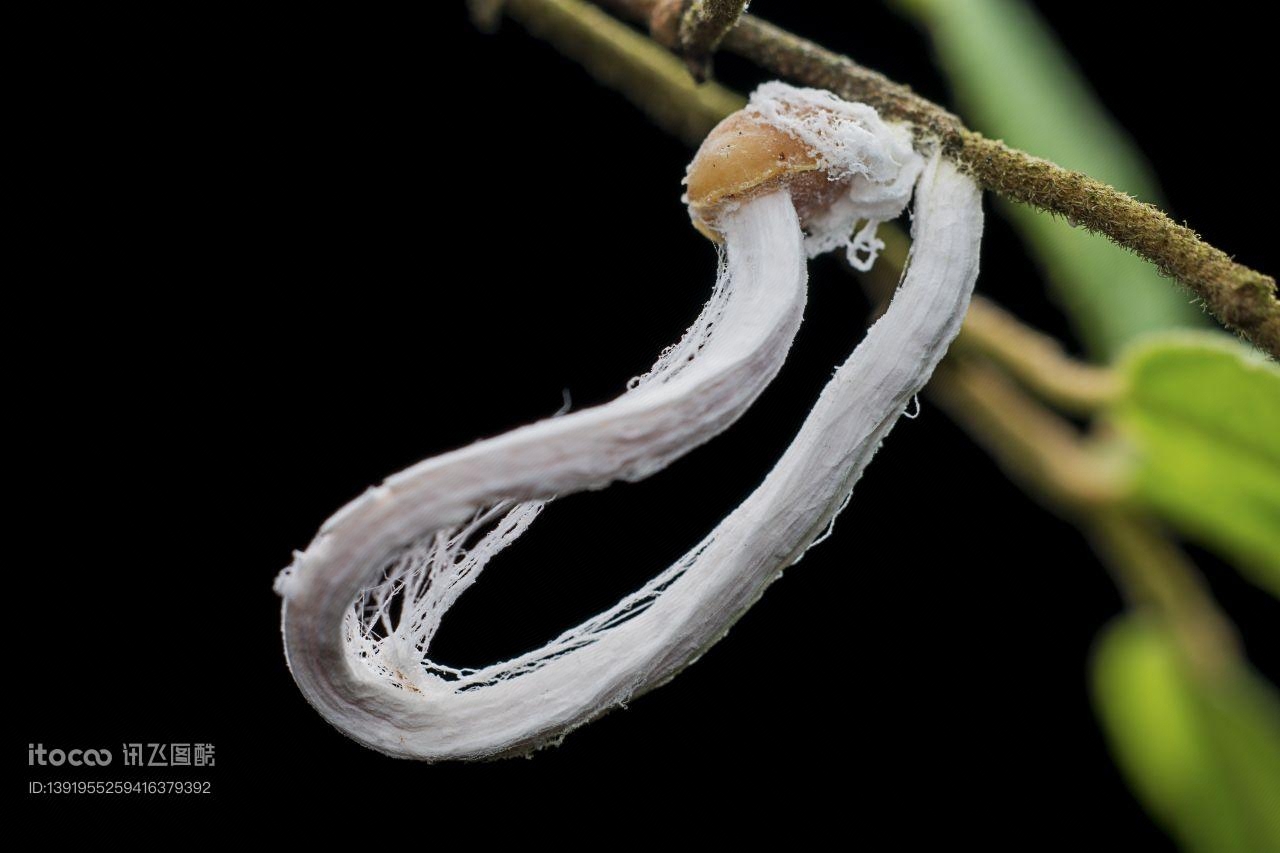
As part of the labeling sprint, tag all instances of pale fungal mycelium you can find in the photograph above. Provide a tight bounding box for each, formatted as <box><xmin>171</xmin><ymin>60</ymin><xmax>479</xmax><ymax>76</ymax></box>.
<box><xmin>276</xmin><ymin>82</ymin><xmax>984</xmax><ymax>760</ymax></box>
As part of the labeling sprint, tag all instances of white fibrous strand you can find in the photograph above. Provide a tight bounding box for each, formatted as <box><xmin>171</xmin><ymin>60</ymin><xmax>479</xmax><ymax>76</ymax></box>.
<box><xmin>276</xmin><ymin>82</ymin><xmax>984</xmax><ymax>760</ymax></box>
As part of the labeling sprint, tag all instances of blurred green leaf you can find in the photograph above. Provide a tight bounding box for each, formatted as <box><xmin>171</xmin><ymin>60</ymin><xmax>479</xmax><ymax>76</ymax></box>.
<box><xmin>1093</xmin><ymin>616</ymin><xmax>1280</xmax><ymax>852</ymax></box>
<box><xmin>1112</xmin><ymin>333</ymin><xmax>1280</xmax><ymax>597</ymax></box>
<box><xmin>895</xmin><ymin>0</ymin><xmax>1204</xmax><ymax>357</ymax></box>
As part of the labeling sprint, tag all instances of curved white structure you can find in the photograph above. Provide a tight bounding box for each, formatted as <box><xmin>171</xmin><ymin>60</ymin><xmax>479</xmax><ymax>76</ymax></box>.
<box><xmin>277</xmin><ymin>84</ymin><xmax>983</xmax><ymax>760</ymax></box>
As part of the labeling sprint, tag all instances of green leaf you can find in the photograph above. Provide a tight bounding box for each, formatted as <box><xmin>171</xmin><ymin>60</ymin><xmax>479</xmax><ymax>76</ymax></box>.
<box><xmin>1113</xmin><ymin>332</ymin><xmax>1280</xmax><ymax>597</ymax></box>
<box><xmin>895</xmin><ymin>0</ymin><xmax>1204</xmax><ymax>357</ymax></box>
<box><xmin>1092</xmin><ymin>616</ymin><xmax>1280</xmax><ymax>853</ymax></box>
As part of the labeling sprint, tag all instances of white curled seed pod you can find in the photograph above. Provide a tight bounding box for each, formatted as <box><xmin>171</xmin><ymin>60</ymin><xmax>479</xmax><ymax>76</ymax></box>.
<box><xmin>276</xmin><ymin>82</ymin><xmax>983</xmax><ymax>761</ymax></box>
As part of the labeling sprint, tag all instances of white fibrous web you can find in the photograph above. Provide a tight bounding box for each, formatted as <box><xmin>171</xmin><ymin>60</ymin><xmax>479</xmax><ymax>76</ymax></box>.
<box><xmin>346</xmin><ymin>251</ymin><xmax>739</xmax><ymax>694</ymax></box>
<box><xmin>626</xmin><ymin>243</ymin><xmax>732</xmax><ymax>391</ymax></box>
<box><xmin>347</xmin><ymin>499</ymin><xmax>714</xmax><ymax>693</ymax></box>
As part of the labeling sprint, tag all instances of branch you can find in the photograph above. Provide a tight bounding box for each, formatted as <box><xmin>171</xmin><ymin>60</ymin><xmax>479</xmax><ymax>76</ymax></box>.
<box><xmin>928</xmin><ymin>359</ymin><xmax>1126</xmax><ymax>511</ymax></box>
<box><xmin>929</xmin><ymin>362</ymin><xmax>1239</xmax><ymax>676</ymax></box>
<box><xmin>675</xmin><ymin>0</ymin><xmax>750</xmax><ymax>80</ymax></box>
<box><xmin>856</xmin><ymin>224</ymin><xmax>1118</xmax><ymax>413</ymax></box>
<box><xmin>502</xmin><ymin>0</ymin><xmax>743</xmax><ymax>148</ymax></box>
<box><xmin>1087</xmin><ymin>513</ymin><xmax>1240</xmax><ymax>679</ymax></box>
<box><xmin>593</xmin><ymin>0</ymin><xmax>1280</xmax><ymax>358</ymax></box>
<box><xmin>955</xmin><ymin>297</ymin><xmax>1119</xmax><ymax>413</ymax></box>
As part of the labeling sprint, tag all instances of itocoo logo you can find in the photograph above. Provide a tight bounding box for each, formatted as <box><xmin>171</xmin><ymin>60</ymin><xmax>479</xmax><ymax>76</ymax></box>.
<box><xmin>28</xmin><ymin>744</ymin><xmax>113</xmax><ymax>766</ymax></box>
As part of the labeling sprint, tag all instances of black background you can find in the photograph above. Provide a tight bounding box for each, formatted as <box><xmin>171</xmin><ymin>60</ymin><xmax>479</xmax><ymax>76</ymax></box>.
<box><xmin>18</xmin><ymin>1</ymin><xmax>1277</xmax><ymax>842</ymax></box>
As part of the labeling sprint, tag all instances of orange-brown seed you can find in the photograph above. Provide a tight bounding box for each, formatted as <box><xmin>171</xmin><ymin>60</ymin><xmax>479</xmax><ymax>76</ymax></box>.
<box><xmin>686</xmin><ymin>112</ymin><xmax>822</xmax><ymax>241</ymax></box>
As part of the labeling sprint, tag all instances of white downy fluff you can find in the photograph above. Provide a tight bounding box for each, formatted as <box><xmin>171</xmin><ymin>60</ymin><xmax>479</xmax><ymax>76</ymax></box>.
<box><xmin>742</xmin><ymin>81</ymin><xmax>924</xmax><ymax>269</ymax></box>
<box><xmin>277</xmin><ymin>83</ymin><xmax>983</xmax><ymax>760</ymax></box>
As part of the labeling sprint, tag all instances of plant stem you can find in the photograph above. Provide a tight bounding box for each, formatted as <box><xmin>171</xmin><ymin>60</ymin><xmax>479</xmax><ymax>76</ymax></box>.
<box><xmin>677</xmin><ymin>0</ymin><xmax>750</xmax><ymax>80</ymax></box>
<box><xmin>929</xmin><ymin>361</ymin><xmax>1239</xmax><ymax>677</ymax></box>
<box><xmin>590</xmin><ymin>0</ymin><xmax>1280</xmax><ymax>358</ymax></box>
<box><xmin>959</xmin><ymin>133</ymin><xmax>1278</xmax><ymax>358</ymax></box>
<box><xmin>928</xmin><ymin>358</ymin><xmax>1127</xmax><ymax>511</ymax></box>
<box><xmin>864</xmin><ymin>223</ymin><xmax>1119</xmax><ymax>413</ymax></box>
<box><xmin>955</xmin><ymin>297</ymin><xmax>1120</xmax><ymax>413</ymax></box>
<box><xmin>1087</xmin><ymin>513</ymin><xmax>1240</xmax><ymax>680</ymax></box>
<box><xmin>502</xmin><ymin>0</ymin><xmax>743</xmax><ymax>148</ymax></box>
<box><xmin>856</xmin><ymin>231</ymin><xmax>1233</xmax><ymax>675</ymax></box>
<box><xmin>466</xmin><ymin>0</ymin><xmax>507</xmax><ymax>32</ymax></box>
